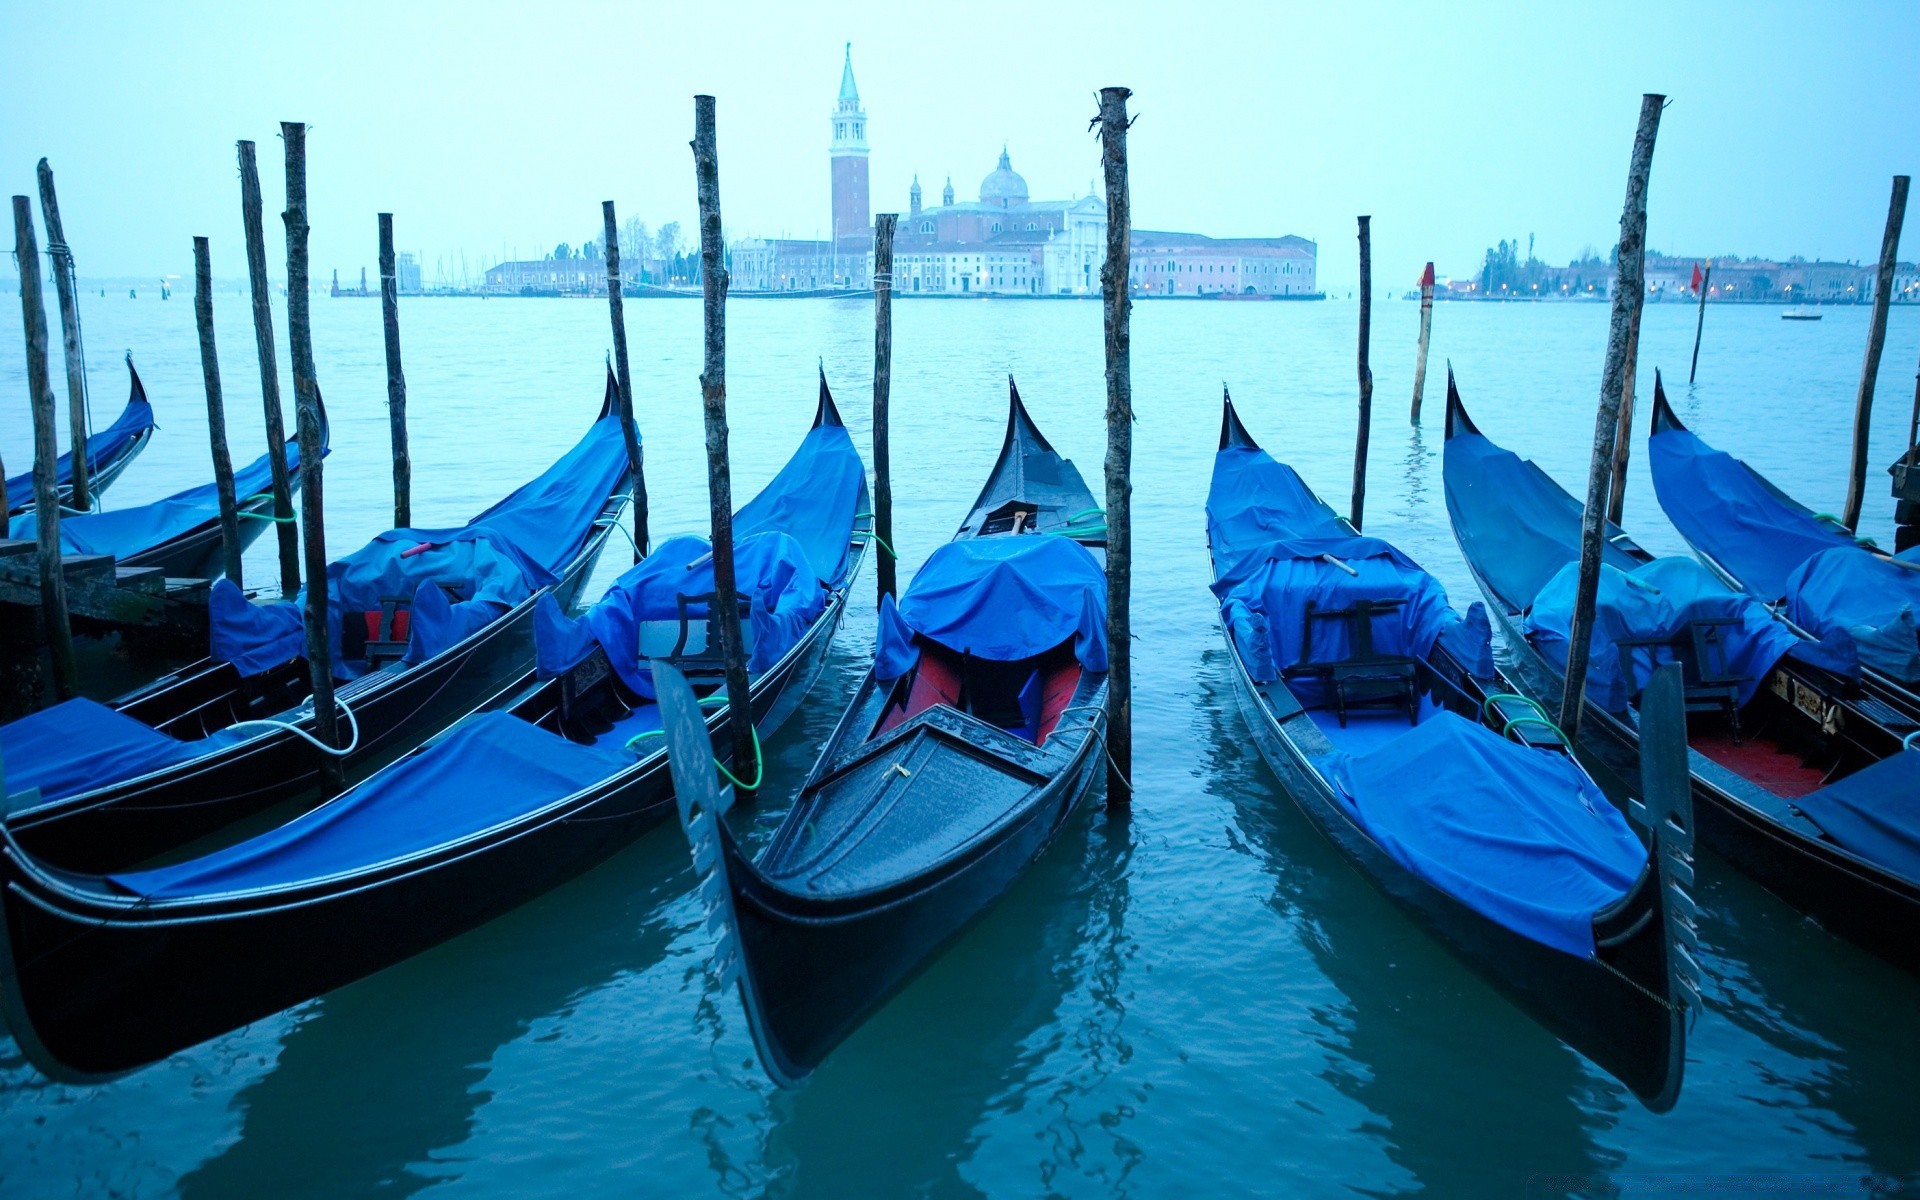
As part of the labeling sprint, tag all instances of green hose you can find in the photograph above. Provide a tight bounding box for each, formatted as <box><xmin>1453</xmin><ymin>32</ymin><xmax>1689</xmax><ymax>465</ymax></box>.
<box><xmin>714</xmin><ymin>724</ymin><xmax>764</xmax><ymax>791</ymax></box>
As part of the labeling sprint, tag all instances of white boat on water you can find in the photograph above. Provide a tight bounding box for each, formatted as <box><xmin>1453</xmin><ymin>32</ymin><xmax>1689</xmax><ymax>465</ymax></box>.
<box><xmin>1782</xmin><ymin>305</ymin><xmax>1823</xmax><ymax>321</ymax></box>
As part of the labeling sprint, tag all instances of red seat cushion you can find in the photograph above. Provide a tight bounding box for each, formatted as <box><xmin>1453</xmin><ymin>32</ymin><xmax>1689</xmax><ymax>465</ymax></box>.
<box><xmin>875</xmin><ymin>647</ymin><xmax>964</xmax><ymax>736</ymax></box>
<box><xmin>363</xmin><ymin>609</ymin><xmax>412</xmax><ymax>644</ymax></box>
<box><xmin>1034</xmin><ymin>662</ymin><xmax>1081</xmax><ymax>745</ymax></box>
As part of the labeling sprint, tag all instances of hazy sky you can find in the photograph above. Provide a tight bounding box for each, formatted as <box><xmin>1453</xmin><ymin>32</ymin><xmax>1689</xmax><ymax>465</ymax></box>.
<box><xmin>3</xmin><ymin>1</ymin><xmax>1915</xmax><ymax>290</ymax></box>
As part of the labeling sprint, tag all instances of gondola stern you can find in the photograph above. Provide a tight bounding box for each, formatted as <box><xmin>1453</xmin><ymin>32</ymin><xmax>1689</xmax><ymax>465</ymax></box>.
<box><xmin>0</xmin><ymin>826</ymin><xmax>128</xmax><ymax>1085</ymax></box>
<box><xmin>815</xmin><ymin>363</ymin><xmax>846</xmax><ymax>429</ymax></box>
<box><xmin>1626</xmin><ymin>662</ymin><xmax>1699</xmax><ymax>1111</ymax></box>
<box><xmin>1219</xmin><ymin>385</ymin><xmax>1259</xmax><ymax>451</ymax></box>
<box><xmin>1006</xmin><ymin>375</ymin><xmax>1058</xmax><ymax>455</ymax></box>
<box><xmin>1649</xmin><ymin>371</ymin><xmax>1685</xmax><ymax>436</ymax></box>
<box><xmin>124</xmin><ymin>352</ymin><xmax>151</xmax><ymax>416</ymax></box>
<box><xmin>1443</xmin><ymin>365</ymin><xmax>1479</xmax><ymax>440</ymax></box>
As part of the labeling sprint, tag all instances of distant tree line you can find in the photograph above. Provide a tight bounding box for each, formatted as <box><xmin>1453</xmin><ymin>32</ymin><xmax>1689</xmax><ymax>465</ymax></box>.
<box><xmin>541</xmin><ymin>218</ymin><xmax>700</xmax><ymax>285</ymax></box>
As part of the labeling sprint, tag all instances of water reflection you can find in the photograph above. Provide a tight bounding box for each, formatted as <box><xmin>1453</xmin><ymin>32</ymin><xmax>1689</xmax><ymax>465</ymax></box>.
<box><xmin>1192</xmin><ymin>649</ymin><xmax>1620</xmax><ymax>1196</ymax></box>
<box><xmin>701</xmin><ymin>798</ymin><xmax>1136</xmax><ymax>1198</ymax></box>
<box><xmin>176</xmin><ymin>830</ymin><xmax>691</xmax><ymax>1198</ymax></box>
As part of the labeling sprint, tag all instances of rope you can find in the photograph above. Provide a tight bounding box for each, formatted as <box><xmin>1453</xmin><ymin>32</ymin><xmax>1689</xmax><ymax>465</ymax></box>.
<box><xmin>855</xmin><ymin>529</ymin><xmax>898</xmax><ymax>559</ymax></box>
<box><xmin>1059</xmin><ymin>704</ymin><xmax>1134</xmax><ymax>794</ymax></box>
<box><xmin>227</xmin><ymin>693</ymin><xmax>361</xmax><ymax>757</ymax></box>
<box><xmin>714</xmin><ymin>723</ymin><xmax>763</xmax><ymax>790</ymax></box>
<box><xmin>1500</xmin><ymin>713</ymin><xmax>1569</xmax><ymax>743</ymax></box>
<box><xmin>1482</xmin><ymin>691</ymin><xmax>1547</xmax><ymax>724</ymax></box>
<box><xmin>1067</xmin><ymin>508</ymin><xmax>1104</xmax><ymax>524</ymax></box>
<box><xmin>1904</xmin><ymin>730</ymin><xmax>1920</xmax><ymax>751</ymax></box>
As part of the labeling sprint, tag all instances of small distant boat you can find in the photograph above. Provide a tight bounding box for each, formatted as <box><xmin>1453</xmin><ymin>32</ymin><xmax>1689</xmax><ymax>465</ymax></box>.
<box><xmin>1781</xmin><ymin>306</ymin><xmax>1822</xmax><ymax>321</ymax></box>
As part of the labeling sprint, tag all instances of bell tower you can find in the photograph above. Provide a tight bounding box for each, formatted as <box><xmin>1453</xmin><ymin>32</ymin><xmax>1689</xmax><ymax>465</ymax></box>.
<box><xmin>830</xmin><ymin>43</ymin><xmax>871</xmax><ymax>276</ymax></box>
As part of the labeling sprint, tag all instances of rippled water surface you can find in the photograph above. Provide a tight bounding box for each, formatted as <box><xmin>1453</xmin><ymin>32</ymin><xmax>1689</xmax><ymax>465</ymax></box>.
<box><xmin>2</xmin><ymin>292</ymin><xmax>1918</xmax><ymax>1198</ymax></box>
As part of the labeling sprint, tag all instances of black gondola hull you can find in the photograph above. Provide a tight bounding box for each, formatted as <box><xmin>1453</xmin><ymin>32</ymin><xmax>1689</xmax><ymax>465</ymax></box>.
<box><xmin>5</xmin><ymin>511</ymin><xmax>620</xmax><ymax>873</ymax></box>
<box><xmin>1219</xmin><ymin>631</ymin><xmax>1686</xmax><ymax>1111</ymax></box>
<box><xmin>717</xmin><ymin>715</ymin><xmax>1105</xmax><ymax>1083</ymax></box>
<box><xmin>0</xmin><ymin>563</ymin><xmax>852</xmax><ymax>1080</ymax></box>
<box><xmin>1475</xmin><ymin>580</ymin><xmax>1920</xmax><ymax>976</ymax></box>
<box><xmin>116</xmin><ymin>492</ymin><xmax>278</xmax><ymax>580</ymax></box>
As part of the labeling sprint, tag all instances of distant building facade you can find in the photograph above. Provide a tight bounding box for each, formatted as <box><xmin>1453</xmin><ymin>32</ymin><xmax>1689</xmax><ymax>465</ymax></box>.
<box><xmin>725</xmin><ymin>46</ymin><xmax>1318</xmax><ymax>297</ymax></box>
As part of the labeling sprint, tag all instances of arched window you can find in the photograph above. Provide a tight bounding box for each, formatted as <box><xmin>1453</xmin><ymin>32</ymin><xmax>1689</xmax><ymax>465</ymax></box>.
<box><xmin>1026</xmin><ymin>223</ymin><xmax>1036</xmax><ymax>231</ymax></box>
<box><xmin>921</xmin><ymin>222</ymin><xmax>932</xmax><ymax>234</ymax></box>
<box><xmin>991</xmin><ymin>222</ymin><xmax>1002</xmax><ymax>233</ymax></box>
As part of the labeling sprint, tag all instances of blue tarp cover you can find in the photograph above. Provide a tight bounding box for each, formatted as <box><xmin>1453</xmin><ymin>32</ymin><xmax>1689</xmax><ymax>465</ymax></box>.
<box><xmin>1794</xmin><ymin>749</ymin><xmax>1920</xmax><ymax>882</ymax></box>
<box><xmin>1649</xmin><ymin>421</ymin><xmax>1855</xmax><ymax>604</ymax></box>
<box><xmin>1207</xmin><ymin>442</ymin><xmax>1486</xmax><ymax>691</ymax></box>
<box><xmin>109</xmin><ymin>711</ymin><xmax>633</xmax><ymax>899</ymax></box>
<box><xmin>1523</xmin><ymin>557</ymin><xmax>1852</xmax><ymax>712</ymax></box>
<box><xmin>876</xmin><ymin>535</ymin><xmax>1108</xmax><ymax>681</ymax></box>
<box><xmin>1784</xmin><ymin>546</ymin><xmax>1920</xmax><ymax>684</ymax></box>
<box><xmin>732</xmin><ymin>421</ymin><xmax>867</xmax><ymax>589</ymax></box>
<box><xmin>1443</xmin><ymin>431</ymin><xmax>1641</xmax><ymax>609</ymax></box>
<box><xmin>535</xmin><ymin>531</ymin><xmax>825</xmax><ymax>697</ymax></box>
<box><xmin>210</xmin><ymin>412</ymin><xmax>628</xmax><ymax>678</ymax></box>
<box><xmin>10</xmin><ymin>438</ymin><xmax>312</xmax><ymax>557</ymax></box>
<box><xmin>5</xmin><ymin>389</ymin><xmax>155</xmax><ymax>512</ymax></box>
<box><xmin>0</xmin><ymin>699</ymin><xmax>250</xmax><ymax>805</ymax></box>
<box><xmin>1322</xmin><ymin>711</ymin><xmax>1648</xmax><ymax>957</ymax></box>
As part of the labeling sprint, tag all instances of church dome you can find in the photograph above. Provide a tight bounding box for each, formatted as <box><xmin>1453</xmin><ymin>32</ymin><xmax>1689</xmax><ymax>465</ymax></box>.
<box><xmin>979</xmin><ymin>147</ymin><xmax>1029</xmax><ymax>208</ymax></box>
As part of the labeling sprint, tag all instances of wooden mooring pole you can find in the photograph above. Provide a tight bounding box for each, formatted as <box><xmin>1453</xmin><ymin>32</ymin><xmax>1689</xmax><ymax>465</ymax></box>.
<box><xmin>602</xmin><ymin>199</ymin><xmax>649</xmax><ymax>560</ymax></box>
<box><xmin>36</xmin><ymin>160</ymin><xmax>90</xmax><ymax>512</ymax></box>
<box><xmin>378</xmin><ymin>213</ymin><xmax>410</xmax><ymax>529</ymax></box>
<box><xmin>14</xmin><ymin>194</ymin><xmax>77</xmax><ymax>701</ymax></box>
<box><xmin>1351</xmin><ymin>215</ymin><xmax>1373</xmax><ymax>530</ymax></box>
<box><xmin>872</xmin><ymin>211</ymin><xmax>898</xmax><ymax>603</ymax></box>
<box><xmin>192</xmin><ymin>237</ymin><xmax>244</xmax><ymax>585</ymax></box>
<box><xmin>239</xmin><ymin>140</ymin><xmax>301</xmax><ymax>596</ymax></box>
<box><xmin>1605</xmin><ymin>319</ymin><xmax>1645</xmax><ymax>530</ymax></box>
<box><xmin>693</xmin><ymin>95</ymin><xmax>756</xmax><ymax>789</ymax></box>
<box><xmin>1096</xmin><ymin>85</ymin><xmax>1134</xmax><ymax>808</ymax></box>
<box><xmin>1687</xmin><ymin>261</ymin><xmax>1711</xmax><ymax>384</ymax></box>
<box><xmin>1559</xmin><ymin>94</ymin><xmax>1663</xmax><ymax>739</ymax></box>
<box><xmin>1409</xmin><ymin>261</ymin><xmax>1434</xmax><ymax>424</ymax></box>
<box><xmin>281</xmin><ymin>121</ymin><xmax>341</xmax><ymax>776</ymax></box>
<box><xmin>1841</xmin><ymin>174</ymin><xmax>1909</xmax><ymax>533</ymax></box>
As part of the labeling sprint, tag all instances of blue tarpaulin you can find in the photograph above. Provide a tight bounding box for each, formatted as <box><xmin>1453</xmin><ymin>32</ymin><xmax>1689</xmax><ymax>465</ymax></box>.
<box><xmin>1443</xmin><ymin>431</ymin><xmax>1641</xmax><ymax>609</ymax></box>
<box><xmin>1794</xmin><ymin>749</ymin><xmax>1920</xmax><ymax>882</ymax></box>
<box><xmin>0</xmin><ymin>699</ymin><xmax>251</xmax><ymax>806</ymax></box>
<box><xmin>535</xmin><ymin>531</ymin><xmax>825</xmax><ymax>697</ymax></box>
<box><xmin>5</xmin><ymin>387</ymin><xmax>155</xmax><ymax>512</ymax></box>
<box><xmin>108</xmin><ymin>711</ymin><xmax>633</xmax><ymax>899</ymax></box>
<box><xmin>1322</xmin><ymin>711</ymin><xmax>1649</xmax><ymax>957</ymax></box>
<box><xmin>733</xmin><ymin>421</ymin><xmax>867</xmax><ymax>588</ymax></box>
<box><xmin>1523</xmin><ymin>556</ymin><xmax>1853</xmax><ymax>713</ymax></box>
<box><xmin>876</xmin><ymin>535</ymin><xmax>1108</xmax><ymax>681</ymax></box>
<box><xmin>1207</xmin><ymin>441</ymin><xmax>1487</xmax><ymax>692</ymax></box>
<box><xmin>10</xmin><ymin>438</ymin><xmax>313</xmax><ymax>557</ymax></box>
<box><xmin>211</xmin><ymin>412</ymin><xmax>629</xmax><ymax>679</ymax></box>
<box><xmin>1784</xmin><ymin>546</ymin><xmax>1920</xmax><ymax>683</ymax></box>
<box><xmin>1649</xmin><ymin>420</ymin><xmax>1856</xmax><ymax>604</ymax></box>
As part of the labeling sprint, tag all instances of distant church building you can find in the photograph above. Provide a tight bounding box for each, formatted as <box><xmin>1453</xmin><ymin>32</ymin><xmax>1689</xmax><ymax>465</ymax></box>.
<box><xmin>727</xmin><ymin>46</ymin><xmax>1318</xmax><ymax>297</ymax></box>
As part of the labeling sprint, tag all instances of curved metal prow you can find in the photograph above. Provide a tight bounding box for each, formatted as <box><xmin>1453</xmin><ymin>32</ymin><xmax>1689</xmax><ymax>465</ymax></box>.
<box><xmin>125</xmin><ymin>353</ymin><xmax>149</xmax><ymax>413</ymax></box>
<box><xmin>1219</xmin><ymin>384</ymin><xmax>1258</xmax><ymax>451</ymax></box>
<box><xmin>597</xmin><ymin>361</ymin><xmax>620</xmax><ymax>421</ymax></box>
<box><xmin>1006</xmin><ymin>375</ymin><xmax>1056</xmax><ymax>454</ymax></box>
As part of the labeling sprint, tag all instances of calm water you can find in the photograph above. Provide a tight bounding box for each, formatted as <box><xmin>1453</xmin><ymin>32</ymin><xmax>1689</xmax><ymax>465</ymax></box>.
<box><xmin>2</xmin><ymin>291</ymin><xmax>1918</xmax><ymax>1199</ymax></box>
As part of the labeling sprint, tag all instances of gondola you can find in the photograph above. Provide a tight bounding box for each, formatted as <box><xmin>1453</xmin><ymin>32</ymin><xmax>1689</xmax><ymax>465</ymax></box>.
<box><xmin>1206</xmin><ymin>392</ymin><xmax>1694</xmax><ymax>1112</ymax></box>
<box><xmin>670</xmin><ymin>380</ymin><xmax>1112</xmax><ymax>1086</ymax></box>
<box><xmin>5</xmin><ymin>356</ymin><xmax>158</xmax><ymax>517</ymax></box>
<box><xmin>1443</xmin><ymin>373</ymin><xmax>1920</xmax><ymax>974</ymax></box>
<box><xmin>0</xmin><ymin>370</ymin><xmax>636</xmax><ymax>873</ymax></box>
<box><xmin>0</xmin><ymin>377</ymin><xmax>869</xmax><ymax>1080</ymax></box>
<box><xmin>1647</xmin><ymin>374</ymin><xmax>1920</xmax><ymax>724</ymax></box>
<box><xmin>9</xmin><ymin>394</ymin><xmax>319</xmax><ymax>580</ymax></box>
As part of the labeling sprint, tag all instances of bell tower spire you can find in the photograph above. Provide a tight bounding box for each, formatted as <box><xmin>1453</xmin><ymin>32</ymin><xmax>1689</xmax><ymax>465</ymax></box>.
<box><xmin>829</xmin><ymin>42</ymin><xmax>871</xmax><ymax>281</ymax></box>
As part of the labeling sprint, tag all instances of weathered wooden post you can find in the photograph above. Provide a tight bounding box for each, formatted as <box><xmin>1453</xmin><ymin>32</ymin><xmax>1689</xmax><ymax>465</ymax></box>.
<box><xmin>1559</xmin><ymin>94</ymin><xmax>1663</xmax><ymax>738</ymax></box>
<box><xmin>1409</xmin><ymin>261</ymin><xmax>1434</xmax><ymax>424</ymax></box>
<box><xmin>1096</xmin><ymin>85</ymin><xmax>1134</xmax><ymax>808</ymax></box>
<box><xmin>1687</xmin><ymin>261</ymin><xmax>1711</xmax><ymax>384</ymax></box>
<box><xmin>192</xmin><ymin>237</ymin><xmax>244</xmax><ymax>585</ymax></box>
<box><xmin>14</xmin><ymin>195</ymin><xmax>77</xmax><ymax>701</ymax></box>
<box><xmin>35</xmin><ymin>160</ymin><xmax>90</xmax><ymax>512</ymax></box>
<box><xmin>1841</xmin><ymin>174</ymin><xmax>1910</xmax><ymax>532</ymax></box>
<box><xmin>602</xmin><ymin>199</ymin><xmax>649</xmax><ymax>560</ymax></box>
<box><xmin>872</xmin><ymin>211</ymin><xmax>899</xmax><ymax>603</ymax></box>
<box><xmin>1351</xmin><ymin>215</ymin><xmax>1374</xmax><ymax>530</ymax></box>
<box><xmin>1606</xmin><ymin>319</ymin><xmax>1644</xmax><ymax>529</ymax></box>
<box><xmin>281</xmin><ymin>121</ymin><xmax>341</xmax><ymax>775</ymax></box>
<box><xmin>693</xmin><ymin>95</ymin><xmax>756</xmax><ymax>787</ymax></box>
<box><xmin>378</xmin><ymin>213</ymin><xmax>411</xmax><ymax>529</ymax></box>
<box><xmin>239</xmin><ymin>140</ymin><xmax>301</xmax><ymax>595</ymax></box>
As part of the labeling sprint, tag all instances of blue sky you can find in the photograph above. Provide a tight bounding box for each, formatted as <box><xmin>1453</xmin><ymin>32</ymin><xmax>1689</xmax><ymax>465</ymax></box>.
<box><xmin>2</xmin><ymin>1</ymin><xmax>1915</xmax><ymax>289</ymax></box>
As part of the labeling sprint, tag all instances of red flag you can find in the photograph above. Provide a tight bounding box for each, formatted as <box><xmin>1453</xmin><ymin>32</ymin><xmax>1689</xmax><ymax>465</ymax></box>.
<box><xmin>1419</xmin><ymin>261</ymin><xmax>1435</xmax><ymax>288</ymax></box>
<box><xmin>1690</xmin><ymin>263</ymin><xmax>1704</xmax><ymax>294</ymax></box>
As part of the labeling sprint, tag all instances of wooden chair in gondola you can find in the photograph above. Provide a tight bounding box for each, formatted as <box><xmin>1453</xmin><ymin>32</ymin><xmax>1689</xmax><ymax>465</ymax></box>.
<box><xmin>1615</xmin><ymin>620</ymin><xmax>1752</xmax><ymax>744</ymax></box>
<box><xmin>1281</xmin><ymin>598</ymin><xmax>1420</xmax><ymax>727</ymax></box>
<box><xmin>668</xmin><ymin>590</ymin><xmax>753</xmax><ymax>689</ymax></box>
